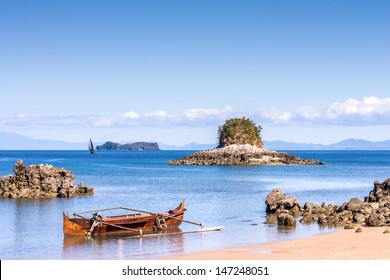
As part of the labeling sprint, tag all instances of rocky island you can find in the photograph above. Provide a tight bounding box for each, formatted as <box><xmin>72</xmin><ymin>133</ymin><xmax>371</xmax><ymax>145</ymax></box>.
<box><xmin>168</xmin><ymin>117</ymin><xmax>324</xmax><ymax>166</ymax></box>
<box><xmin>96</xmin><ymin>141</ymin><xmax>160</xmax><ymax>150</ymax></box>
<box><xmin>0</xmin><ymin>160</ymin><xmax>94</xmax><ymax>198</ymax></box>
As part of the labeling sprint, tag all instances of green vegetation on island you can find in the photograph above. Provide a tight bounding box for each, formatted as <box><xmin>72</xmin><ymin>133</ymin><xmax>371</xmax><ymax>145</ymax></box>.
<box><xmin>168</xmin><ymin>117</ymin><xmax>324</xmax><ymax>165</ymax></box>
<box><xmin>218</xmin><ymin>117</ymin><xmax>263</xmax><ymax>148</ymax></box>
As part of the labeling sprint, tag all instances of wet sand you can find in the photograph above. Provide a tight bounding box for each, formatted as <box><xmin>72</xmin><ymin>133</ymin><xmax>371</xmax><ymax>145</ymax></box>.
<box><xmin>165</xmin><ymin>226</ymin><xmax>390</xmax><ymax>260</ymax></box>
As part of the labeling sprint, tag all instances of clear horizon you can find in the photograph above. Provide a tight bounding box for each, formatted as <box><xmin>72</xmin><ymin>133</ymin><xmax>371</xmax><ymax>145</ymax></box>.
<box><xmin>1</xmin><ymin>130</ymin><xmax>390</xmax><ymax>148</ymax></box>
<box><xmin>1</xmin><ymin>1</ymin><xmax>389</xmax><ymax>145</ymax></box>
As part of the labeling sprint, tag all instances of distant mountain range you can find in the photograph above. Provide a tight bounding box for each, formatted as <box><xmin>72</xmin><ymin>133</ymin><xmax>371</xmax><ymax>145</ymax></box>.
<box><xmin>160</xmin><ymin>139</ymin><xmax>390</xmax><ymax>150</ymax></box>
<box><xmin>0</xmin><ymin>132</ymin><xmax>86</xmax><ymax>150</ymax></box>
<box><xmin>158</xmin><ymin>142</ymin><xmax>216</xmax><ymax>150</ymax></box>
<box><xmin>263</xmin><ymin>139</ymin><xmax>390</xmax><ymax>150</ymax></box>
<box><xmin>1</xmin><ymin>132</ymin><xmax>390</xmax><ymax>150</ymax></box>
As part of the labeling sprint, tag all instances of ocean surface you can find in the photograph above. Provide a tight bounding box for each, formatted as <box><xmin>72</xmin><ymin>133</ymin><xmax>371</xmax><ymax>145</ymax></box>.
<box><xmin>1</xmin><ymin>150</ymin><xmax>389</xmax><ymax>260</ymax></box>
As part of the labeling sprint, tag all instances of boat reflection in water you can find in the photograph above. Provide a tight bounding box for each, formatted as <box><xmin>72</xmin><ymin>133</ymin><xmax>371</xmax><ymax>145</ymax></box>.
<box><xmin>62</xmin><ymin>227</ymin><xmax>185</xmax><ymax>259</ymax></box>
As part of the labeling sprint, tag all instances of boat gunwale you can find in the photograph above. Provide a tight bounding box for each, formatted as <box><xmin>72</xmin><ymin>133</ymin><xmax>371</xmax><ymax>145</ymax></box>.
<box><xmin>63</xmin><ymin>200</ymin><xmax>186</xmax><ymax>237</ymax></box>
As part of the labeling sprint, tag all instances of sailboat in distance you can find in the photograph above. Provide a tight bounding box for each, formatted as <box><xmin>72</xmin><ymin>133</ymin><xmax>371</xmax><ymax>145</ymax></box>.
<box><xmin>89</xmin><ymin>138</ymin><xmax>96</xmax><ymax>154</ymax></box>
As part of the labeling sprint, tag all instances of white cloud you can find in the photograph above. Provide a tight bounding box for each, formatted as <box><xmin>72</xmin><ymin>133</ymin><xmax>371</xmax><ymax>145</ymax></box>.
<box><xmin>145</xmin><ymin>110</ymin><xmax>168</xmax><ymax>120</ymax></box>
<box><xmin>1</xmin><ymin>97</ymin><xmax>390</xmax><ymax>130</ymax></box>
<box><xmin>296</xmin><ymin>106</ymin><xmax>321</xmax><ymax>120</ymax></box>
<box><xmin>326</xmin><ymin>96</ymin><xmax>390</xmax><ymax>119</ymax></box>
<box><xmin>122</xmin><ymin>112</ymin><xmax>140</xmax><ymax>119</ymax></box>
<box><xmin>91</xmin><ymin>117</ymin><xmax>113</xmax><ymax>127</ymax></box>
<box><xmin>258</xmin><ymin>96</ymin><xmax>390</xmax><ymax>126</ymax></box>
<box><xmin>0</xmin><ymin>114</ymin><xmax>83</xmax><ymax>127</ymax></box>
<box><xmin>181</xmin><ymin>106</ymin><xmax>236</xmax><ymax>121</ymax></box>
<box><xmin>260</xmin><ymin>108</ymin><xmax>292</xmax><ymax>123</ymax></box>
<box><xmin>0</xmin><ymin>107</ymin><xmax>238</xmax><ymax>129</ymax></box>
<box><xmin>91</xmin><ymin>112</ymin><xmax>140</xmax><ymax>127</ymax></box>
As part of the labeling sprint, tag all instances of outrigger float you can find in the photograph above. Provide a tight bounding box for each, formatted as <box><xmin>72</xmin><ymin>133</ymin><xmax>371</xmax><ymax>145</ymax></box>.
<box><xmin>63</xmin><ymin>200</ymin><xmax>222</xmax><ymax>238</ymax></box>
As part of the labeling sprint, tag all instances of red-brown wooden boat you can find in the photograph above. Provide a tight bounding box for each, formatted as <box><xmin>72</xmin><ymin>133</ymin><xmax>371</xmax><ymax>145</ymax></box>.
<box><xmin>63</xmin><ymin>200</ymin><xmax>186</xmax><ymax>237</ymax></box>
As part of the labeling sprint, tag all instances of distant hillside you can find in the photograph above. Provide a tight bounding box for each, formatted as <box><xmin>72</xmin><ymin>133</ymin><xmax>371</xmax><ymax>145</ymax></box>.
<box><xmin>96</xmin><ymin>141</ymin><xmax>160</xmax><ymax>150</ymax></box>
<box><xmin>326</xmin><ymin>139</ymin><xmax>390</xmax><ymax>150</ymax></box>
<box><xmin>0</xmin><ymin>132</ymin><xmax>86</xmax><ymax>150</ymax></box>
<box><xmin>264</xmin><ymin>139</ymin><xmax>390</xmax><ymax>150</ymax></box>
<box><xmin>1</xmin><ymin>132</ymin><xmax>390</xmax><ymax>150</ymax></box>
<box><xmin>263</xmin><ymin>140</ymin><xmax>325</xmax><ymax>150</ymax></box>
<box><xmin>162</xmin><ymin>139</ymin><xmax>390</xmax><ymax>150</ymax></box>
<box><xmin>158</xmin><ymin>142</ymin><xmax>216</xmax><ymax>150</ymax></box>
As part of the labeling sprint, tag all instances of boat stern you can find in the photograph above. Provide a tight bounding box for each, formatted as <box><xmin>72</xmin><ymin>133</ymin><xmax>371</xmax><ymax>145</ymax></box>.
<box><xmin>63</xmin><ymin>212</ymin><xmax>90</xmax><ymax>236</ymax></box>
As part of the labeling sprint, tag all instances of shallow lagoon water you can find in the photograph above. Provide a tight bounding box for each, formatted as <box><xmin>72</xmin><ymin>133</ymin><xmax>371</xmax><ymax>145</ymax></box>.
<box><xmin>1</xmin><ymin>150</ymin><xmax>389</xmax><ymax>259</ymax></box>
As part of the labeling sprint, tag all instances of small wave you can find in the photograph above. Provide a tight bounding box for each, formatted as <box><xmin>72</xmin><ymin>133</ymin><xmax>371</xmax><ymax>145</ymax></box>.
<box><xmin>0</xmin><ymin>157</ymin><xmax>16</xmax><ymax>162</ymax></box>
<box><xmin>44</xmin><ymin>158</ymin><xmax>65</xmax><ymax>163</ymax></box>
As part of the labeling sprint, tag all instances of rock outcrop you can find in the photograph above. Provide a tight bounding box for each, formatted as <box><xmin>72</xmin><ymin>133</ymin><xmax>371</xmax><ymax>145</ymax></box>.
<box><xmin>265</xmin><ymin>177</ymin><xmax>390</xmax><ymax>228</ymax></box>
<box><xmin>265</xmin><ymin>188</ymin><xmax>302</xmax><ymax>215</ymax></box>
<box><xmin>277</xmin><ymin>213</ymin><xmax>297</xmax><ymax>226</ymax></box>
<box><xmin>365</xmin><ymin>178</ymin><xmax>390</xmax><ymax>203</ymax></box>
<box><xmin>0</xmin><ymin>160</ymin><xmax>94</xmax><ymax>198</ymax></box>
<box><xmin>168</xmin><ymin>144</ymin><xmax>325</xmax><ymax>166</ymax></box>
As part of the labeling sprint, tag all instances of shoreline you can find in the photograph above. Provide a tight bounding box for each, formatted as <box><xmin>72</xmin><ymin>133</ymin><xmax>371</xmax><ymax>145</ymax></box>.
<box><xmin>163</xmin><ymin>226</ymin><xmax>390</xmax><ymax>260</ymax></box>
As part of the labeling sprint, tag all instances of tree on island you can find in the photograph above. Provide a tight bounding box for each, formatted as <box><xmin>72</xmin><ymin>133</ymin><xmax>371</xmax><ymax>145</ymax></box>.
<box><xmin>217</xmin><ymin>117</ymin><xmax>264</xmax><ymax>148</ymax></box>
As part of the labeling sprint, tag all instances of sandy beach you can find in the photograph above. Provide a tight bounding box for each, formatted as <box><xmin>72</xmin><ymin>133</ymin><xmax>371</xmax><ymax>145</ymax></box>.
<box><xmin>166</xmin><ymin>226</ymin><xmax>390</xmax><ymax>260</ymax></box>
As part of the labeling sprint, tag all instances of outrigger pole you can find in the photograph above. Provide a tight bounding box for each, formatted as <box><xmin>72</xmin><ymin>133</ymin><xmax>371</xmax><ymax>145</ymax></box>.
<box><xmin>167</xmin><ymin>215</ymin><xmax>204</xmax><ymax>229</ymax></box>
<box><xmin>74</xmin><ymin>206</ymin><xmax>164</xmax><ymax>216</ymax></box>
<box><xmin>125</xmin><ymin>226</ymin><xmax>224</xmax><ymax>239</ymax></box>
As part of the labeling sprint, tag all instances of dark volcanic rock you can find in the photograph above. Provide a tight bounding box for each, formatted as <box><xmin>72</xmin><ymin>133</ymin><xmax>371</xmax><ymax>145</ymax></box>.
<box><xmin>0</xmin><ymin>160</ymin><xmax>94</xmax><ymax>199</ymax></box>
<box><xmin>300</xmin><ymin>214</ymin><xmax>319</xmax><ymax>224</ymax></box>
<box><xmin>344</xmin><ymin>225</ymin><xmax>355</xmax><ymax>230</ymax></box>
<box><xmin>265</xmin><ymin>188</ymin><xmax>302</xmax><ymax>216</ymax></box>
<box><xmin>345</xmin><ymin>198</ymin><xmax>364</xmax><ymax>212</ymax></box>
<box><xmin>366</xmin><ymin>213</ymin><xmax>386</xmax><ymax>227</ymax></box>
<box><xmin>365</xmin><ymin>179</ymin><xmax>390</xmax><ymax>203</ymax></box>
<box><xmin>265</xmin><ymin>177</ymin><xmax>390</xmax><ymax>229</ymax></box>
<box><xmin>265</xmin><ymin>188</ymin><xmax>286</xmax><ymax>212</ymax></box>
<box><xmin>168</xmin><ymin>144</ymin><xmax>324</xmax><ymax>166</ymax></box>
<box><xmin>277</xmin><ymin>213</ymin><xmax>297</xmax><ymax>226</ymax></box>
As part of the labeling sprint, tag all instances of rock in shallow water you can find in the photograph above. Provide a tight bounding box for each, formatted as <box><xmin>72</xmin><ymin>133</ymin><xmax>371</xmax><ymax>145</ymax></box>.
<box><xmin>265</xmin><ymin>188</ymin><xmax>302</xmax><ymax>216</ymax></box>
<box><xmin>277</xmin><ymin>213</ymin><xmax>297</xmax><ymax>226</ymax></box>
<box><xmin>0</xmin><ymin>160</ymin><xmax>94</xmax><ymax>199</ymax></box>
<box><xmin>265</xmin><ymin>177</ymin><xmax>390</xmax><ymax>228</ymax></box>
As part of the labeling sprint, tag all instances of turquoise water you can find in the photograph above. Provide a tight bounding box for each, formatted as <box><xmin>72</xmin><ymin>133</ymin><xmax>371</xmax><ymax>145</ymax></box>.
<box><xmin>1</xmin><ymin>150</ymin><xmax>389</xmax><ymax>259</ymax></box>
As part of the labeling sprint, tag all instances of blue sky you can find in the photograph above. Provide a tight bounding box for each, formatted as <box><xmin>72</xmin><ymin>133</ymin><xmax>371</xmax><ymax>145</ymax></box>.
<box><xmin>0</xmin><ymin>0</ymin><xmax>389</xmax><ymax>145</ymax></box>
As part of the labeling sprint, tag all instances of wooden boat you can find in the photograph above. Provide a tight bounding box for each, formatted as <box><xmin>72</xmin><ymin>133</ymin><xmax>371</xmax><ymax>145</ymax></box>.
<box><xmin>88</xmin><ymin>138</ymin><xmax>96</xmax><ymax>154</ymax></box>
<box><xmin>63</xmin><ymin>200</ymin><xmax>186</xmax><ymax>237</ymax></box>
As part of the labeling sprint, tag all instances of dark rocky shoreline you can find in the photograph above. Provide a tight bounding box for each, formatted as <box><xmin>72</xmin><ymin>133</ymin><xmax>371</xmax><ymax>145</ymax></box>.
<box><xmin>265</xmin><ymin>177</ymin><xmax>390</xmax><ymax>228</ymax></box>
<box><xmin>0</xmin><ymin>160</ymin><xmax>94</xmax><ymax>198</ymax></box>
<box><xmin>168</xmin><ymin>144</ymin><xmax>324</xmax><ymax>166</ymax></box>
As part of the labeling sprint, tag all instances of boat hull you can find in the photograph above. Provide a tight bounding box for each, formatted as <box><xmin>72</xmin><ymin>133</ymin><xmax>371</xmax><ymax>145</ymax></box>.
<box><xmin>63</xmin><ymin>200</ymin><xmax>186</xmax><ymax>237</ymax></box>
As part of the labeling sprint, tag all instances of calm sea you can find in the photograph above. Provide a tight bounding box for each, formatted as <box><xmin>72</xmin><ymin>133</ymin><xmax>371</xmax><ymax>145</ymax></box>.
<box><xmin>1</xmin><ymin>150</ymin><xmax>389</xmax><ymax>260</ymax></box>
